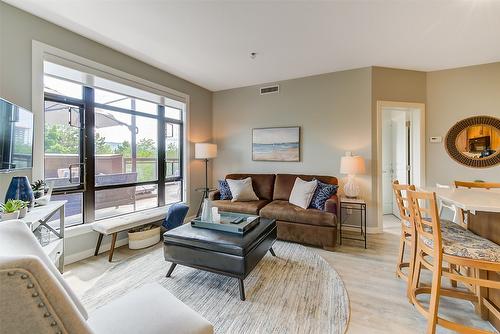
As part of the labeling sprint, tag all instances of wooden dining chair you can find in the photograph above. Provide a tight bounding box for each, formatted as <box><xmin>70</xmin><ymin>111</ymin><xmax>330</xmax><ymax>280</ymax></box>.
<box><xmin>436</xmin><ymin>183</ymin><xmax>457</xmax><ymax>223</ymax></box>
<box><xmin>392</xmin><ymin>180</ymin><xmax>416</xmax><ymax>299</ymax></box>
<box><xmin>408</xmin><ymin>189</ymin><xmax>500</xmax><ymax>334</ymax></box>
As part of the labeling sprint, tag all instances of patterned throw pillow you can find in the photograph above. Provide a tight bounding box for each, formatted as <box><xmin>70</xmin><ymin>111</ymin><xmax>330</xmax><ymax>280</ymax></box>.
<box><xmin>309</xmin><ymin>180</ymin><xmax>338</xmax><ymax>210</ymax></box>
<box><xmin>218</xmin><ymin>179</ymin><xmax>232</xmax><ymax>200</ymax></box>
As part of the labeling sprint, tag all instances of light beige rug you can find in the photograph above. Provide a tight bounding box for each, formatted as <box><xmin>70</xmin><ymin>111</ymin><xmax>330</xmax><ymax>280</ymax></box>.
<box><xmin>81</xmin><ymin>241</ymin><xmax>349</xmax><ymax>333</ymax></box>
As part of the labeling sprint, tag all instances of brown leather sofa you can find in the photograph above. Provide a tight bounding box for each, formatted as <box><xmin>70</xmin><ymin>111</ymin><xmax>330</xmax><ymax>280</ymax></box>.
<box><xmin>209</xmin><ymin>173</ymin><xmax>338</xmax><ymax>249</ymax></box>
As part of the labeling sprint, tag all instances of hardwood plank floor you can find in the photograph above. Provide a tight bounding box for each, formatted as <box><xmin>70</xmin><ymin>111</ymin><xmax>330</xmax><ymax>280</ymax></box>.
<box><xmin>64</xmin><ymin>215</ymin><xmax>497</xmax><ymax>333</ymax></box>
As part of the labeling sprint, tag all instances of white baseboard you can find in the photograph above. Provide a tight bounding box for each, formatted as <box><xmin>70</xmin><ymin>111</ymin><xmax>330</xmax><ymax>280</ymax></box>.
<box><xmin>64</xmin><ymin>237</ymin><xmax>129</xmax><ymax>265</ymax></box>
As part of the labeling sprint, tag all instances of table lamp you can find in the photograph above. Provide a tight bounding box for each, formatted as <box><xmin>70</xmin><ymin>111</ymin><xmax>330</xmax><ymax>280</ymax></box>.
<box><xmin>339</xmin><ymin>153</ymin><xmax>366</xmax><ymax>198</ymax></box>
<box><xmin>195</xmin><ymin>142</ymin><xmax>217</xmax><ymax>198</ymax></box>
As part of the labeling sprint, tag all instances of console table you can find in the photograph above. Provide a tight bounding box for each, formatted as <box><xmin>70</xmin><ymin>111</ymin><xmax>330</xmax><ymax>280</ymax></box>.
<box><xmin>22</xmin><ymin>200</ymin><xmax>66</xmax><ymax>273</ymax></box>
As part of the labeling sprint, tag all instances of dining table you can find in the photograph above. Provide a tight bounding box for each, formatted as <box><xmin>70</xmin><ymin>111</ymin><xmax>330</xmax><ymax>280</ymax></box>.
<box><xmin>423</xmin><ymin>186</ymin><xmax>500</xmax><ymax>330</ymax></box>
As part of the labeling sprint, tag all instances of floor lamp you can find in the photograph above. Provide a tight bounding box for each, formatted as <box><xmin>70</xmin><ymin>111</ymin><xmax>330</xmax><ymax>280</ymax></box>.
<box><xmin>195</xmin><ymin>143</ymin><xmax>217</xmax><ymax>216</ymax></box>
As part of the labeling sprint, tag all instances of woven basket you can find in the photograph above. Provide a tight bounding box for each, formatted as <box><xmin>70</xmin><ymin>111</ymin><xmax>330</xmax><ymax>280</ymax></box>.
<box><xmin>128</xmin><ymin>225</ymin><xmax>161</xmax><ymax>249</ymax></box>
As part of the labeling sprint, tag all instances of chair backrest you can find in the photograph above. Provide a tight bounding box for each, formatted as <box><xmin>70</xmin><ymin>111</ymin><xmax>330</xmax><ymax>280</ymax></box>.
<box><xmin>392</xmin><ymin>180</ymin><xmax>415</xmax><ymax>232</ymax></box>
<box><xmin>407</xmin><ymin>190</ymin><xmax>443</xmax><ymax>259</ymax></box>
<box><xmin>0</xmin><ymin>220</ymin><xmax>93</xmax><ymax>334</ymax></box>
<box><xmin>454</xmin><ymin>180</ymin><xmax>500</xmax><ymax>190</ymax></box>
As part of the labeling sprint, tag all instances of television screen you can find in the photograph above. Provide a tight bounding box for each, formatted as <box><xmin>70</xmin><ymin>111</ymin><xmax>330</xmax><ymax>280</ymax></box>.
<box><xmin>0</xmin><ymin>98</ymin><xmax>33</xmax><ymax>170</ymax></box>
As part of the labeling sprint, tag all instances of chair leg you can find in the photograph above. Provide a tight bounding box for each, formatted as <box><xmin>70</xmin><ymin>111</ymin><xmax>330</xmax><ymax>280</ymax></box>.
<box><xmin>406</xmin><ymin>237</ymin><xmax>417</xmax><ymax>302</ymax></box>
<box><xmin>108</xmin><ymin>233</ymin><xmax>117</xmax><ymax>262</ymax></box>
<box><xmin>396</xmin><ymin>231</ymin><xmax>406</xmax><ymax>278</ymax></box>
<box><xmin>410</xmin><ymin>253</ymin><xmax>423</xmax><ymax>303</ymax></box>
<box><xmin>94</xmin><ymin>233</ymin><xmax>103</xmax><ymax>256</ymax></box>
<box><xmin>426</xmin><ymin>258</ymin><xmax>442</xmax><ymax>334</ymax></box>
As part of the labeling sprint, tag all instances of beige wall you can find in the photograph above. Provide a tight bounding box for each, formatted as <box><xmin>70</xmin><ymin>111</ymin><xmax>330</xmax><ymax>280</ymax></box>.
<box><xmin>0</xmin><ymin>2</ymin><xmax>213</xmax><ymax>216</ymax></box>
<box><xmin>213</xmin><ymin>68</ymin><xmax>377</xmax><ymax>228</ymax></box>
<box><xmin>426</xmin><ymin>62</ymin><xmax>500</xmax><ymax>185</ymax></box>
<box><xmin>0</xmin><ymin>2</ymin><xmax>212</xmax><ymax>260</ymax></box>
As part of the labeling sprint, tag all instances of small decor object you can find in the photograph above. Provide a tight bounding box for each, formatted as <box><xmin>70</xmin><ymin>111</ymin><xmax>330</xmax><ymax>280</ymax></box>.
<box><xmin>309</xmin><ymin>181</ymin><xmax>339</xmax><ymax>210</ymax></box>
<box><xmin>211</xmin><ymin>207</ymin><xmax>221</xmax><ymax>223</ymax></box>
<box><xmin>0</xmin><ymin>199</ymin><xmax>22</xmax><ymax>221</ymax></box>
<box><xmin>34</xmin><ymin>181</ymin><xmax>54</xmax><ymax>206</ymax></box>
<box><xmin>5</xmin><ymin>176</ymin><xmax>34</xmax><ymax>207</ymax></box>
<box><xmin>128</xmin><ymin>224</ymin><xmax>161</xmax><ymax>249</ymax></box>
<box><xmin>445</xmin><ymin>115</ymin><xmax>500</xmax><ymax>168</ymax></box>
<box><xmin>252</xmin><ymin>127</ymin><xmax>300</xmax><ymax>161</ymax></box>
<box><xmin>31</xmin><ymin>180</ymin><xmax>46</xmax><ymax>199</ymax></box>
<box><xmin>226</xmin><ymin>177</ymin><xmax>259</xmax><ymax>202</ymax></box>
<box><xmin>289</xmin><ymin>178</ymin><xmax>318</xmax><ymax>209</ymax></box>
<box><xmin>339</xmin><ymin>153</ymin><xmax>366</xmax><ymax>199</ymax></box>
<box><xmin>218</xmin><ymin>179</ymin><xmax>233</xmax><ymax>200</ymax></box>
<box><xmin>200</xmin><ymin>198</ymin><xmax>212</xmax><ymax>222</ymax></box>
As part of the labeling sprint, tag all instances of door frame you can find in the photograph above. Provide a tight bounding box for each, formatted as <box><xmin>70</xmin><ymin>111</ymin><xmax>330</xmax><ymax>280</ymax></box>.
<box><xmin>376</xmin><ymin>101</ymin><xmax>426</xmax><ymax>230</ymax></box>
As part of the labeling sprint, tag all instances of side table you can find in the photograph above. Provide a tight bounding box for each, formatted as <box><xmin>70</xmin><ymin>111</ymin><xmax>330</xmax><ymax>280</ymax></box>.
<box><xmin>339</xmin><ymin>197</ymin><xmax>367</xmax><ymax>248</ymax></box>
<box><xmin>21</xmin><ymin>200</ymin><xmax>66</xmax><ymax>272</ymax></box>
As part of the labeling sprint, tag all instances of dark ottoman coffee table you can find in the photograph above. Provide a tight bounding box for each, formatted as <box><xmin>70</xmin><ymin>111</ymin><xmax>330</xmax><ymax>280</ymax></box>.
<box><xmin>163</xmin><ymin>217</ymin><xmax>277</xmax><ymax>300</ymax></box>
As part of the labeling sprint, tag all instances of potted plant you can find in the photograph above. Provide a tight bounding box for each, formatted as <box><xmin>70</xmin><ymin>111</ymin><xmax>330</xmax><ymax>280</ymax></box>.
<box><xmin>11</xmin><ymin>199</ymin><xmax>29</xmax><ymax>218</ymax></box>
<box><xmin>31</xmin><ymin>180</ymin><xmax>46</xmax><ymax>199</ymax></box>
<box><xmin>0</xmin><ymin>200</ymin><xmax>22</xmax><ymax>221</ymax></box>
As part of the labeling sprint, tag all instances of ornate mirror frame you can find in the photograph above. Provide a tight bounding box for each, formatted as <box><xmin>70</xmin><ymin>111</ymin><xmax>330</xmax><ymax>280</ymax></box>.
<box><xmin>445</xmin><ymin>115</ymin><xmax>500</xmax><ymax>168</ymax></box>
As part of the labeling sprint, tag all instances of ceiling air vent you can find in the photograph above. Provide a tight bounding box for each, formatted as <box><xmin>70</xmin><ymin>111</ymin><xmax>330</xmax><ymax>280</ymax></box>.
<box><xmin>260</xmin><ymin>85</ymin><xmax>279</xmax><ymax>95</ymax></box>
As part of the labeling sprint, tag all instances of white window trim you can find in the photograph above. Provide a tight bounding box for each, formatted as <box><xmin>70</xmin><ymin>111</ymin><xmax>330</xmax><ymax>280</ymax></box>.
<box><xmin>32</xmin><ymin>40</ymin><xmax>190</xmax><ymax>209</ymax></box>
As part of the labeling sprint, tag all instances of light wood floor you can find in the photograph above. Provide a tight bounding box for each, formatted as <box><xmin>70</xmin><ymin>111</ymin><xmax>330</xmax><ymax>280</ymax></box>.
<box><xmin>64</xmin><ymin>215</ymin><xmax>497</xmax><ymax>334</ymax></box>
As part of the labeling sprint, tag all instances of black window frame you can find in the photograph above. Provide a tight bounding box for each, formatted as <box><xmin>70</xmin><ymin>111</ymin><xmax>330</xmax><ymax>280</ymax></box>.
<box><xmin>43</xmin><ymin>80</ymin><xmax>185</xmax><ymax>226</ymax></box>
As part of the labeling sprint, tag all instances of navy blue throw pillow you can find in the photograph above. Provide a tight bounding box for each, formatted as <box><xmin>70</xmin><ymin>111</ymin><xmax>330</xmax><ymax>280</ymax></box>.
<box><xmin>309</xmin><ymin>180</ymin><xmax>338</xmax><ymax>210</ymax></box>
<box><xmin>218</xmin><ymin>179</ymin><xmax>232</xmax><ymax>200</ymax></box>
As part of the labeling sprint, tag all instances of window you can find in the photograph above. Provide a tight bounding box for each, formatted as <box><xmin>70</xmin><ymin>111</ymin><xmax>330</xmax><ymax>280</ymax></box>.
<box><xmin>43</xmin><ymin>63</ymin><xmax>185</xmax><ymax>227</ymax></box>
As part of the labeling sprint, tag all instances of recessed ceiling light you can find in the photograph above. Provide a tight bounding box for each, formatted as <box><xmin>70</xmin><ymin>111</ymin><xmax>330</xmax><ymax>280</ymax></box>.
<box><xmin>250</xmin><ymin>52</ymin><xmax>257</xmax><ymax>59</ymax></box>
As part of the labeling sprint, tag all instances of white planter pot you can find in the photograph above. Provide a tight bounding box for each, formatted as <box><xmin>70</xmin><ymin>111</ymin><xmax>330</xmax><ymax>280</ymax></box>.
<box><xmin>18</xmin><ymin>207</ymin><xmax>27</xmax><ymax>219</ymax></box>
<box><xmin>128</xmin><ymin>225</ymin><xmax>161</xmax><ymax>250</ymax></box>
<box><xmin>1</xmin><ymin>211</ymin><xmax>20</xmax><ymax>221</ymax></box>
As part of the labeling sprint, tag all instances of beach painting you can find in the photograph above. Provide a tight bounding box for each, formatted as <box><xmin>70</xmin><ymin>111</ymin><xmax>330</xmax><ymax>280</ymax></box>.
<box><xmin>252</xmin><ymin>127</ymin><xmax>300</xmax><ymax>161</ymax></box>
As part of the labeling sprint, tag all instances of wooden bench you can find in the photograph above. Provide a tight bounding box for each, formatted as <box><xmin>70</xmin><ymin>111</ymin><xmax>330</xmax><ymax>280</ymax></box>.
<box><xmin>92</xmin><ymin>207</ymin><xmax>167</xmax><ymax>262</ymax></box>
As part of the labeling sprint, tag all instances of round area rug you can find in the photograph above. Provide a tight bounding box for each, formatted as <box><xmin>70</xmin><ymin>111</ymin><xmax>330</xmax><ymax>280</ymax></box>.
<box><xmin>81</xmin><ymin>241</ymin><xmax>350</xmax><ymax>333</ymax></box>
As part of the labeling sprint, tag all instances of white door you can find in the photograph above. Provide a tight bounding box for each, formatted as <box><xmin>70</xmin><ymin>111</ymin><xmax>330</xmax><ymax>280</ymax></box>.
<box><xmin>382</xmin><ymin>116</ymin><xmax>393</xmax><ymax>214</ymax></box>
<box><xmin>391</xmin><ymin>111</ymin><xmax>410</xmax><ymax>217</ymax></box>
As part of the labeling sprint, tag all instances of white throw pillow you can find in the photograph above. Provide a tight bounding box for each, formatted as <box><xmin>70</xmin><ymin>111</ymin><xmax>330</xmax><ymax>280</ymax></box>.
<box><xmin>226</xmin><ymin>177</ymin><xmax>259</xmax><ymax>202</ymax></box>
<box><xmin>289</xmin><ymin>178</ymin><xmax>318</xmax><ymax>209</ymax></box>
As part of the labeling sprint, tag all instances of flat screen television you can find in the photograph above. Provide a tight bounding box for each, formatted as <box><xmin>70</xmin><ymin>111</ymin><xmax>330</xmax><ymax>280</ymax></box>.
<box><xmin>0</xmin><ymin>97</ymin><xmax>34</xmax><ymax>171</ymax></box>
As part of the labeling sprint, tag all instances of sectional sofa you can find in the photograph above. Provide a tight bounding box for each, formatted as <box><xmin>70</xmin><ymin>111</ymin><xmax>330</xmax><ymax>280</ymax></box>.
<box><xmin>209</xmin><ymin>173</ymin><xmax>338</xmax><ymax>249</ymax></box>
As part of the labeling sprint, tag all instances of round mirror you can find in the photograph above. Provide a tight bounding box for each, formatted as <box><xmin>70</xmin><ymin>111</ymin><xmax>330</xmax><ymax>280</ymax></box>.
<box><xmin>445</xmin><ymin>116</ymin><xmax>500</xmax><ymax>168</ymax></box>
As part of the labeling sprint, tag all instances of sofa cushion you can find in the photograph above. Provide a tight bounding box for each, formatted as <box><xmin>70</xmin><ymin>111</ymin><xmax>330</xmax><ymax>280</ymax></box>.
<box><xmin>226</xmin><ymin>174</ymin><xmax>275</xmax><ymax>200</ymax></box>
<box><xmin>289</xmin><ymin>178</ymin><xmax>318</xmax><ymax>209</ymax></box>
<box><xmin>212</xmin><ymin>200</ymin><xmax>270</xmax><ymax>215</ymax></box>
<box><xmin>227</xmin><ymin>177</ymin><xmax>259</xmax><ymax>202</ymax></box>
<box><xmin>260</xmin><ymin>200</ymin><xmax>336</xmax><ymax>227</ymax></box>
<box><xmin>310</xmin><ymin>181</ymin><xmax>339</xmax><ymax>210</ymax></box>
<box><xmin>218</xmin><ymin>180</ymin><xmax>232</xmax><ymax>200</ymax></box>
<box><xmin>274</xmin><ymin>174</ymin><xmax>338</xmax><ymax>201</ymax></box>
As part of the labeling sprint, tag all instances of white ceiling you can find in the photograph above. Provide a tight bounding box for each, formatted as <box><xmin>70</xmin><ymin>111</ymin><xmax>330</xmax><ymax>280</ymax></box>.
<box><xmin>5</xmin><ymin>0</ymin><xmax>500</xmax><ymax>91</ymax></box>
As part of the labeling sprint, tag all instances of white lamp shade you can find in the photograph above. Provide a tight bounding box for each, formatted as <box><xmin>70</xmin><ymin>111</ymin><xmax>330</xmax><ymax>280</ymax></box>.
<box><xmin>195</xmin><ymin>143</ymin><xmax>217</xmax><ymax>159</ymax></box>
<box><xmin>339</xmin><ymin>155</ymin><xmax>366</xmax><ymax>175</ymax></box>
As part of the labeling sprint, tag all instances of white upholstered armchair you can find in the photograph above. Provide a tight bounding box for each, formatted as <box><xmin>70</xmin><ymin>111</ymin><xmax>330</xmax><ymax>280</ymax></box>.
<box><xmin>0</xmin><ymin>220</ymin><xmax>213</xmax><ymax>334</ymax></box>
